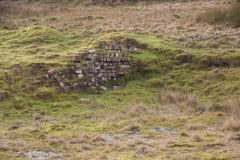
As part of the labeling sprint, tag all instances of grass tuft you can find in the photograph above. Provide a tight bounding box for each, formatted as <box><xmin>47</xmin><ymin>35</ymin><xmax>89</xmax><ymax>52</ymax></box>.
<box><xmin>223</xmin><ymin>99</ymin><xmax>240</xmax><ymax>131</ymax></box>
<box><xmin>196</xmin><ymin>5</ymin><xmax>240</xmax><ymax>27</ymax></box>
<box><xmin>34</xmin><ymin>87</ymin><xmax>55</xmax><ymax>100</ymax></box>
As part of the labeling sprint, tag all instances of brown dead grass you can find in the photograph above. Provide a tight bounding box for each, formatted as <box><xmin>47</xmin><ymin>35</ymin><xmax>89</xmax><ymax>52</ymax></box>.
<box><xmin>0</xmin><ymin>4</ymin><xmax>49</xmax><ymax>18</ymax></box>
<box><xmin>196</xmin><ymin>5</ymin><xmax>240</xmax><ymax>27</ymax></box>
<box><xmin>223</xmin><ymin>99</ymin><xmax>240</xmax><ymax>131</ymax></box>
<box><xmin>1</xmin><ymin>0</ymin><xmax>239</xmax><ymax>54</ymax></box>
<box><xmin>159</xmin><ymin>90</ymin><xmax>204</xmax><ymax>113</ymax></box>
<box><xmin>0</xmin><ymin>2</ymin><xmax>68</xmax><ymax>29</ymax></box>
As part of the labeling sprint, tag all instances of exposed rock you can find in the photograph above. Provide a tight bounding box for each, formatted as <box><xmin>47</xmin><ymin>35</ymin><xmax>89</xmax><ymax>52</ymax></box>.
<box><xmin>101</xmin><ymin>133</ymin><xmax>158</xmax><ymax>143</ymax></box>
<box><xmin>80</xmin><ymin>98</ymin><xmax>90</xmax><ymax>103</ymax></box>
<box><xmin>149</xmin><ymin>128</ymin><xmax>178</xmax><ymax>135</ymax></box>
<box><xmin>24</xmin><ymin>151</ymin><xmax>61</xmax><ymax>160</ymax></box>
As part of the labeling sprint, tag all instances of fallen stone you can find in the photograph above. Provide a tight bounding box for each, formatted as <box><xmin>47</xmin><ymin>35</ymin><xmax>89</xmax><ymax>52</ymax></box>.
<box><xmin>113</xmin><ymin>86</ymin><xmax>123</xmax><ymax>90</ymax></box>
<box><xmin>118</xmin><ymin>72</ymin><xmax>128</xmax><ymax>76</ymax></box>
<box><xmin>77</xmin><ymin>74</ymin><xmax>83</xmax><ymax>78</ymax></box>
<box><xmin>88</xmin><ymin>50</ymin><xmax>96</xmax><ymax>53</ymax></box>
<box><xmin>59</xmin><ymin>82</ymin><xmax>65</xmax><ymax>88</ymax></box>
<box><xmin>100</xmin><ymin>86</ymin><xmax>107</xmax><ymax>91</ymax></box>
<box><xmin>48</xmin><ymin>69</ymin><xmax>56</xmax><ymax>75</ymax></box>
<box><xmin>76</xmin><ymin>69</ymin><xmax>82</xmax><ymax>74</ymax></box>
<box><xmin>80</xmin><ymin>98</ymin><xmax>90</xmax><ymax>103</ymax></box>
<box><xmin>101</xmin><ymin>133</ymin><xmax>158</xmax><ymax>144</ymax></box>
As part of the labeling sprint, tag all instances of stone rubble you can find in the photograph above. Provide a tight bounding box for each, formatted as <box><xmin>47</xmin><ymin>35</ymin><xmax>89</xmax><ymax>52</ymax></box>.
<box><xmin>48</xmin><ymin>51</ymin><xmax>131</xmax><ymax>92</ymax></box>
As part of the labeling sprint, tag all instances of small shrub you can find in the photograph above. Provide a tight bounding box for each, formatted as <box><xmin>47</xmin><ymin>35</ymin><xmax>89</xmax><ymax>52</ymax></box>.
<box><xmin>198</xmin><ymin>55</ymin><xmax>229</xmax><ymax>69</ymax></box>
<box><xmin>175</xmin><ymin>53</ymin><xmax>194</xmax><ymax>63</ymax></box>
<box><xmin>0</xmin><ymin>91</ymin><xmax>8</xmax><ymax>102</ymax></box>
<box><xmin>96</xmin><ymin>16</ymin><xmax>105</xmax><ymax>19</ymax></box>
<box><xmin>206</xmin><ymin>102</ymin><xmax>226</xmax><ymax>112</ymax></box>
<box><xmin>34</xmin><ymin>87</ymin><xmax>55</xmax><ymax>100</ymax></box>
<box><xmin>12</xmin><ymin>97</ymin><xmax>28</xmax><ymax>110</ymax></box>
<box><xmin>192</xmin><ymin>135</ymin><xmax>203</xmax><ymax>142</ymax></box>
<box><xmin>31</xmin><ymin>112</ymin><xmax>43</xmax><ymax>120</ymax></box>
<box><xmin>83</xmin><ymin>16</ymin><xmax>94</xmax><ymax>20</ymax></box>
<box><xmin>173</xmin><ymin>14</ymin><xmax>180</xmax><ymax>19</ymax></box>
<box><xmin>196</xmin><ymin>5</ymin><xmax>240</xmax><ymax>27</ymax></box>
<box><xmin>148</xmin><ymin>78</ymin><xmax>164</xmax><ymax>88</ymax></box>
<box><xmin>47</xmin><ymin>17</ymin><xmax>58</xmax><ymax>21</ymax></box>
<box><xmin>180</xmin><ymin>132</ymin><xmax>189</xmax><ymax>137</ymax></box>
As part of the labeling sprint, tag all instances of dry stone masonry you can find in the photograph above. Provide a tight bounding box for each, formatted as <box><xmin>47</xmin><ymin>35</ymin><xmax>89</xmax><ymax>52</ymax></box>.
<box><xmin>47</xmin><ymin>51</ymin><xmax>131</xmax><ymax>92</ymax></box>
<box><xmin>47</xmin><ymin>39</ymin><xmax>140</xmax><ymax>92</ymax></box>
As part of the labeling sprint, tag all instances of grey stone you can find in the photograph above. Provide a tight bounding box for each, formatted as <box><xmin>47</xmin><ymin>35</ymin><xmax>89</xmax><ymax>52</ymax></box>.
<box><xmin>48</xmin><ymin>52</ymin><xmax>130</xmax><ymax>92</ymax></box>
<box><xmin>149</xmin><ymin>128</ymin><xmax>178</xmax><ymax>135</ymax></box>
<box><xmin>24</xmin><ymin>151</ymin><xmax>61</xmax><ymax>160</ymax></box>
<box><xmin>80</xmin><ymin>98</ymin><xmax>90</xmax><ymax>103</ymax></box>
<box><xmin>100</xmin><ymin>86</ymin><xmax>107</xmax><ymax>91</ymax></box>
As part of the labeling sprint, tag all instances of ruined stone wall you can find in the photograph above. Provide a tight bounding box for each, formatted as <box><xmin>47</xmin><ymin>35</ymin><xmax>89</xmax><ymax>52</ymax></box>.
<box><xmin>47</xmin><ymin>52</ymin><xmax>131</xmax><ymax>92</ymax></box>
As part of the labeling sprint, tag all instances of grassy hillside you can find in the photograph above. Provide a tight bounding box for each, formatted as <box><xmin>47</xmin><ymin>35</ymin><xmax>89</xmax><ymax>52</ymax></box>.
<box><xmin>1</xmin><ymin>0</ymin><xmax>240</xmax><ymax>159</ymax></box>
<box><xmin>23</xmin><ymin>0</ymin><xmax>200</xmax><ymax>5</ymax></box>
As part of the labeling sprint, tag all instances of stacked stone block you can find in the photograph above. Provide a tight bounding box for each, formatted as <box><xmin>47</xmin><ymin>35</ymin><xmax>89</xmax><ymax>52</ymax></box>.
<box><xmin>48</xmin><ymin>52</ymin><xmax>131</xmax><ymax>92</ymax></box>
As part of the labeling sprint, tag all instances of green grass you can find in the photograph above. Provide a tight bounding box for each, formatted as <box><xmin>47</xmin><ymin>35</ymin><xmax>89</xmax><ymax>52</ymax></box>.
<box><xmin>0</xmin><ymin>24</ymin><xmax>240</xmax><ymax>159</ymax></box>
<box><xmin>1</xmin><ymin>26</ymin><xmax>240</xmax><ymax>105</ymax></box>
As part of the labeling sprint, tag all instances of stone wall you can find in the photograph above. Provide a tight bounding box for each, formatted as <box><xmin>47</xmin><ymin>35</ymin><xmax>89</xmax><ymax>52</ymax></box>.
<box><xmin>47</xmin><ymin>52</ymin><xmax>131</xmax><ymax>92</ymax></box>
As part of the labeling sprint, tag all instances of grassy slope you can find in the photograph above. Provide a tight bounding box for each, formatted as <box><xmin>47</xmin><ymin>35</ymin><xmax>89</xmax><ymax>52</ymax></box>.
<box><xmin>0</xmin><ymin>25</ymin><xmax>240</xmax><ymax>159</ymax></box>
